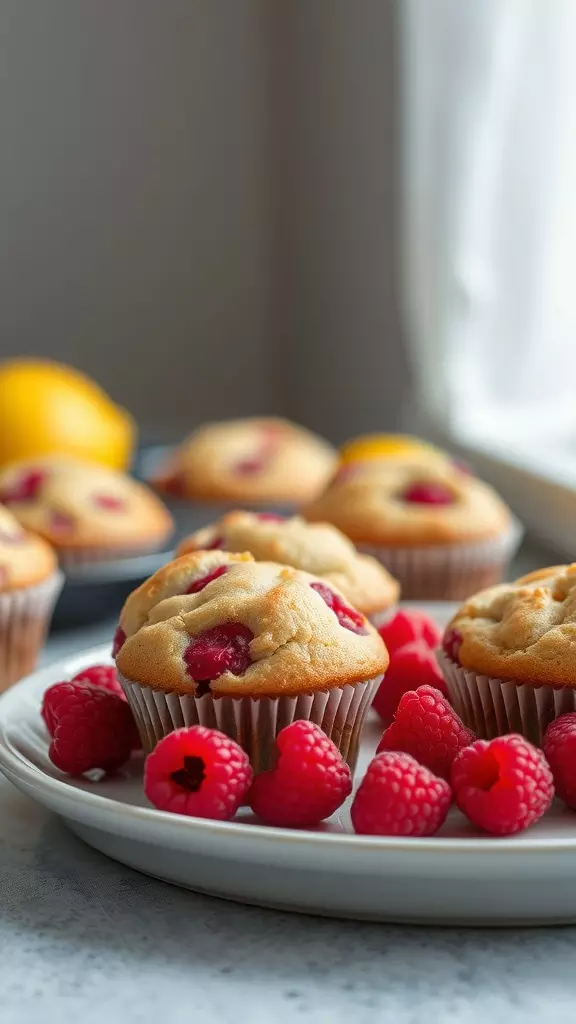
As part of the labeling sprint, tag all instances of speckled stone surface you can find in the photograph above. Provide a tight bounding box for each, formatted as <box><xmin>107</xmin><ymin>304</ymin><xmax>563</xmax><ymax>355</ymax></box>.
<box><xmin>2</xmin><ymin>565</ymin><xmax>576</xmax><ymax>1024</ymax></box>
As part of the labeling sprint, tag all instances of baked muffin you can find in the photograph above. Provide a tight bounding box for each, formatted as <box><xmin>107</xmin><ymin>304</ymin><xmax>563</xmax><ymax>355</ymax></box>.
<box><xmin>0</xmin><ymin>505</ymin><xmax>62</xmax><ymax>691</ymax></box>
<box><xmin>0</xmin><ymin>456</ymin><xmax>173</xmax><ymax>568</ymax></box>
<box><xmin>177</xmin><ymin>510</ymin><xmax>399</xmax><ymax>624</ymax></box>
<box><xmin>304</xmin><ymin>455</ymin><xmax>520</xmax><ymax>600</ymax></box>
<box><xmin>114</xmin><ymin>550</ymin><xmax>388</xmax><ymax>771</ymax></box>
<box><xmin>151</xmin><ymin>417</ymin><xmax>336</xmax><ymax>507</ymax></box>
<box><xmin>439</xmin><ymin>565</ymin><xmax>576</xmax><ymax>745</ymax></box>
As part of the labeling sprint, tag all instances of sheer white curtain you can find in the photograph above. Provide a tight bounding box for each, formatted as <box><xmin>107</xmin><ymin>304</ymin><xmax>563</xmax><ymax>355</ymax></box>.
<box><xmin>400</xmin><ymin>0</ymin><xmax>576</xmax><ymax>453</ymax></box>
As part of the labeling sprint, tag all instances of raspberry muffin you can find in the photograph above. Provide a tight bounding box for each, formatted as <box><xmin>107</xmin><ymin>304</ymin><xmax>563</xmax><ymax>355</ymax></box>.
<box><xmin>114</xmin><ymin>550</ymin><xmax>388</xmax><ymax>771</ymax></box>
<box><xmin>439</xmin><ymin>565</ymin><xmax>576</xmax><ymax>745</ymax></box>
<box><xmin>0</xmin><ymin>456</ymin><xmax>173</xmax><ymax>568</ymax></box>
<box><xmin>177</xmin><ymin>510</ymin><xmax>399</xmax><ymax>625</ymax></box>
<box><xmin>304</xmin><ymin>456</ymin><xmax>520</xmax><ymax>600</ymax></box>
<box><xmin>152</xmin><ymin>417</ymin><xmax>336</xmax><ymax>507</ymax></box>
<box><xmin>0</xmin><ymin>505</ymin><xmax>62</xmax><ymax>691</ymax></box>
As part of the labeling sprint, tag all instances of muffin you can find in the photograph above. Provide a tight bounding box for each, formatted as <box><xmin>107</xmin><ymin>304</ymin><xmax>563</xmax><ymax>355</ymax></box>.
<box><xmin>0</xmin><ymin>456</ymin><xmax>173</xmax><ymax>569</ymax></box>
<box><xmin>114</xmin><ymin>550</ymin><xmax>388</xmax><ymax>771</ymax></box>
<box><xmin>438</xmin><ymin>565</ymin><xmax>576</xmax><ymax>745</ymax></box>
<box><xmin>304</xmin><ymin>455</ymin><xmax>520</xmax><ymax>600</ymax></box>
<box><xmin>0</xmin><ymin>505</ymin><xmax>63</xmax><ymax>691</ymax></box>
<box><xmin>151</xmin><ymin>417</ymin><xmax>336</xmax><ymax>508</ymax></box>
<box><xmin>177</xmin><ymin>510</ymin><xmax>399</xmax><ymax>625</ymax></box>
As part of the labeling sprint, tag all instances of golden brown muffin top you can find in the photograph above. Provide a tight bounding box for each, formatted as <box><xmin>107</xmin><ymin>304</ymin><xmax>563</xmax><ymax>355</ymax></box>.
<box><xmin>444</xmin><ymin>564</ymin><xmax>576</xmax><ymax>686</ymax></box>
<box><xmin>177</xmin><ymin>510</ymin><xmax>399</xmax><ymax>616</ymax></box>
<box><xmin>303</xmin><ymin>458</ymin><xmax>513</xmax><ymax>547</ymax></box>
<box><xmin>152</xmin><ymin>417</ymin><xmax>336</xmax><ymax>505</ymax></box>
<box><xmin>0</xmin><ymin>456</ymin><xmax>173</xmax><ymax>552</ymax></box>
<box><xmin>0</xmin><ymin>504</ymin><xmax>57</xmax><ymax>590</ymax></box>
<box><xmin>115</xmin><ymin>550</ymin><xmax>388</xmax><ymax>696</ymax></box>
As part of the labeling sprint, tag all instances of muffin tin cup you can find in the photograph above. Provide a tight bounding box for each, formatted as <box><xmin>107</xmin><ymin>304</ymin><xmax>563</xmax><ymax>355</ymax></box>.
<box><xmin>0</xmin><ymin>571</ymin><xmax>64</xmax><ymax>694</ymax></box>
<box><xmin>357</xmin><ymin>520</ymin><xmax>523</xmax><ymax>601</ymax></box>
<box><xmin>119</xmin><ymin>673</ymin><xmax>383</xmax><ymax>774</ymax></box>
<box><xmin>437</xmin><ymin>649</ymin><xmax>576</xmax><ymax>746</ymax></box>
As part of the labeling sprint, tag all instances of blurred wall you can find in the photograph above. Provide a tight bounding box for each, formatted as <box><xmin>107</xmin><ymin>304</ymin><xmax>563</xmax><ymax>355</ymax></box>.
<box><xmin>0</xmin><ymin>1</ymin><xmax>405</xmax><ymax>444</ymax></box>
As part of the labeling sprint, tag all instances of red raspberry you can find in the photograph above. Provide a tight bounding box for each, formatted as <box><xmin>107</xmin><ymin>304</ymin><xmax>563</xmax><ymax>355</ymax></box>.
<box><xmin>144</xmin><ymin>726</ymin><xmax>252</xmax><ymax>819</ymax></box>
<box><xmin>402</xmin><ymin>482</ymin><xmax>454</xmax><ymax>505</ymax></box>
<box><xmin>183</xmin><ymin>623</ymin><xmax>254</xmax><ymax>684</ymax></box>
<box><xmin>248</xmin><ymin>720</ymin><xmax>352</xmax><ymax>827</ymax></box>
<box><xmin>49</xmin><ymin>509</ymin><xmax>75</xmax><ymax>532</ymax></box>
<box><xmin>377</xmin><ymin>685</ymin><xmax>475</xmax><ymax>779</ymax></box>
<box><xmin>112</xmin><ymin>626</ymin><xmax>126</xmax><ymax>658</ymax></box>
<box><xmin>451</xmin><ymin>734</ymin><xmax>554</xmax><ymax>835</ymax></box>
<box><xmin>379</xmin><ymin>609</ymin><xmax>441</xmax><ymax>657</ymax></box>
<box><xmin>93</xmin><ymin>494</ymin><xmax>126</xmax><ymax>511</ymax></box>
<box><xmin>0</xmin><ymin>468</ymin><xmax>45</xmax><ymax>503</ymax></box>
<box><xmin>45</xmin><ymin>681</ymin><xmax>135</xmax><ymax>776</ymax></box>
<box><xmin>351</xmin><ymin>751</ymin><xmax>452</xmax><ymax>836</ymax></box>
<box><xmin>185</xmin><ymin>565</ymin><xmax>228</xmax><ymax>594</ymax></box>
<box><xmin>372</xmin><ymin>642</ymin><xmax>449</xmax><ymax>725</ymax></box>
<box><xmin>233</xmin><ymin>455</ymin><xmax>268</xmax><ymax>475</ymax></box>
<box><xmin>309</xmin><ymin>581</ymin><xmax>367</xmax><ymax>635</ymax></box>
<box><xmin>442</xmin><ymin>626</ymin><xmax>462</xmax><ymax>663</ymax></box>
<box><xmin>205</xmin><ymin>535</ymin><xmax>224</xmax><ymax>550</ymax></box>
<box><xmin>543</xmin><ymin>714</ymin><xmax>576</xmax><ymax>809</ymax></box>
<box><xmin>72</xmin><ymin>663</ymin><xmax>125</xmax><ymax>699</ymax></box>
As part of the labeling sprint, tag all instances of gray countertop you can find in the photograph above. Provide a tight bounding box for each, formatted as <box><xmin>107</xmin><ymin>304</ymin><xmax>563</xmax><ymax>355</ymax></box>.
<box><xmin>2</xmin><ymin>540</ymin><xmax>576</xmax><ymax>1023</ymax></box>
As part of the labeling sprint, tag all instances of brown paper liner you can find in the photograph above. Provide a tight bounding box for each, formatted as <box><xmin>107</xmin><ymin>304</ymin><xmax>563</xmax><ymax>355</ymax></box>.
<box><xmin>0</xmin><ymin>571</ymin><xmax>64</xmax><ymax>693</ymax></box>
<box><xmin>358</xmin><ymin>521</ymin><xmax>522</xmax><ymax>601</ymax></box>
<box><xmin>437</xmin><ymin>649</ymin><xmax>576</xmax><ymax>746</ymax></box>
<box><xmin>119</xmin><ymin>673</ymin><xmax>382</xmax><ymax>773</ymax></box>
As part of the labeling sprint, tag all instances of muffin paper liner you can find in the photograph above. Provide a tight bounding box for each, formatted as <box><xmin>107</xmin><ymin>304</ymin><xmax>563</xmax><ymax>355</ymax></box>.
<box><xmin>119</xmin><ymin>673</ymin><xmax>382</xmax><ymax>774</ymax></box>
<box><xmin>357</xmin><ymin>520</ymin><xmax>523</xmax><ymax>601</ymax></box>
<box><xmin>437</xmin><ymin>649</ymin><xmax>575</xmax><ymax>746</ymax></box>
<box><xmin>57</xmin><ymin>541</ymin><xmax>168</xmax><ymax>571</ymax></box>
<box><xmin>0</xmin><ymin>571</ymin><xmax>64</xmax><ymax>693</ymax></box>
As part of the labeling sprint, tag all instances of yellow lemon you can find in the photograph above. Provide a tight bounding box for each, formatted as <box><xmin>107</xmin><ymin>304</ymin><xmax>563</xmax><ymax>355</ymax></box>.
<box><xmin>339</xmin><ymin>434</ymin><xmax>443</xmax><ymax>465</ymax></box>
<box><xmin>0</xmin><ymin>359</ymin><xmax>135</xmax><ymax>471</ymax></box>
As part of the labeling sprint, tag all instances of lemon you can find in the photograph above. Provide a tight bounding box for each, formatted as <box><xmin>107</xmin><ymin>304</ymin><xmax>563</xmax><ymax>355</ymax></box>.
<box><xmin>339</xmin><ymin>434</ymin><xmax>443</xmax><ymax>465</ymax></box>
<box><xmin>0</xmin><ymin>359</ymin><xmax>135</xmax><ymax>471</ymax></box>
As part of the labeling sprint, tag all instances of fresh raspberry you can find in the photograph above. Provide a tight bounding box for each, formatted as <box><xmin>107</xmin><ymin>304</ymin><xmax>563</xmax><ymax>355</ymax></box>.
<box><xmin>72</xmin><ymin>663</ymin><xmax>125</xmax><ymax>699</ymax></box>
<box><xmin>184</xmin><ymin>623</ymin><xmax>254</xmax><ymax>684</ymax></box>
<box><xmin>379</xmin><ymin>609</ymin><xmax>441</xmax><ymax>657</ymax></box>
<box><xmin>0</xmin><ymin>468</ymin><xmax>45</xmax><ymax>503</ymax></box>
<box><xmin>372</xmin><ymin>642</ymin><xmax>449</xmax><ymax>725</ymax></box>
<box><xmin>442</xmin><ymin>626</ymin><xmax>462</xmax><ymax>663</ymax></box>
<box><xmin>144</xmin><ymin>726</ymin><xmax>252</xmax><ymax>819</ymax></box>
<box><xmin>186</xmin><ymin>565</ymin><xmax>228</xmax><ymax>594</ymax></box>
<box><xmin>45</xmin><ymin>681</ymin><xmax>135</xmax><ymax>775</ymax></box>
<box><xmin>451</xmin><ymin>734</ymin><xmax>554</xmax><ymax>835</ymax></box>
<box><xmin>309</xmin><ymin>581</ymin><xmax>367</xmax><ymax>635</ymax></box>
<box><xmin>543</xmin><ymin>714</ymin><xmax>576</xmax><ymax>808</ymax></box>
<box><xmin>255</xmin><ymin>512</ymin><xmax>285</xmax><ymax>522</ymax></box>
<box><xmin>112</xmin><ymin>626</ymin><xmax>126</xmax><ymax>658</ymax></box>
<box><xmin>351</xmin><ymin>751</ymin><xmax>452</xmax><ymax>836</ymax></box>
<box><xmin>248</xmin><ymin>720</ymin><xmax>352</xmax><ymax>827</ymax></box>
<box><xmin>377</xmin><ymin>685</ymin><xmax>475</xmax><ymax>779</ymax></box>
<box><xmin>402</xmin><ymin>482</ymin><xmax>454</xmax><ymax>505</ymax></box>
<box><xmin>205</xmin><ymin>534</ymin><xmax>224</xmax><ymax>550</ymax></box>
<box><xmin>93</xmin><ymin>494</ymin><xmax>126</xmax><ymax>511</ymax></box>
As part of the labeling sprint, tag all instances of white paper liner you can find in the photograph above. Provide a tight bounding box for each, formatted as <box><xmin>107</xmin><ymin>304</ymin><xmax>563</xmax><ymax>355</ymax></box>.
<box><xmin>119</xmin><ymin>673</ymin><xmax>382</xmax><ymax>773</ymax></box>
<box><xmin>368</xmin><ymin>604</ymin><xmax>397</xmax><ymax>629</ymax></box>
<box><xmin>437</xmin><ymin>648</ymin><xmax>575</xmax><ymax>746</ymax></box>
<box><xmin>0</xmin><ymin>571</ymin><xmax>64</xmax><ymax>693</ymax></box>
<box><xmin>357</xmin><ymin>519</ymin><xmax>523</xmax><ymax>600</ymax></box>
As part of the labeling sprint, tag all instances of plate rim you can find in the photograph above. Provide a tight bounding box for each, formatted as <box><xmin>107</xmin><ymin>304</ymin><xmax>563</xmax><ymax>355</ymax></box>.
<box><xmin>1</xmin><ymin>643</ymin><xmax>575</xmax><ymax>856</ymax></box>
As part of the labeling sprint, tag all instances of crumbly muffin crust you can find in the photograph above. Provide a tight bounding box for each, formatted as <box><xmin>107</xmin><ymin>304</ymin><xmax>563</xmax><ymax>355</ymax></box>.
<box><xmin>116</xmin><ymin>550</ymin><xmax>388</xmax><ymax>696</ymax></box>
<box><xmin>0</xmin><ymin>456</ymin><xmax>173</xmax><ymax>552</ymax></box>
<box><xmin>152</xmin><ymin>417</ymin><xmax>336</xmax><ymax>504</ymax></box>
<box><xmin>445</xmin><ymin>564</ymin><xmax>576</xmax><ymax>686</ymax></box>
<box><xmin>177</xmin><ymin>510</ymin><xmax>399</xmax><ymax>616</ymax></box>
<box><xmin>304</xmin><ymin>458</ymin><xmax>512</xmax><ymax>547</ymax></box>
<box><xmin>0</xmin><ymin>505</ymin><xmax>57</xmax><ymax>590</ymax></box>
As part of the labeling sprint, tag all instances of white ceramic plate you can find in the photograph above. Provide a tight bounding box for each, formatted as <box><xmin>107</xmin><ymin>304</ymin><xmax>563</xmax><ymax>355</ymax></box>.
<box><xmin>3</xmin><ymin>637</ymin><xmax>576</xmax><ymax>925</ymax></box>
